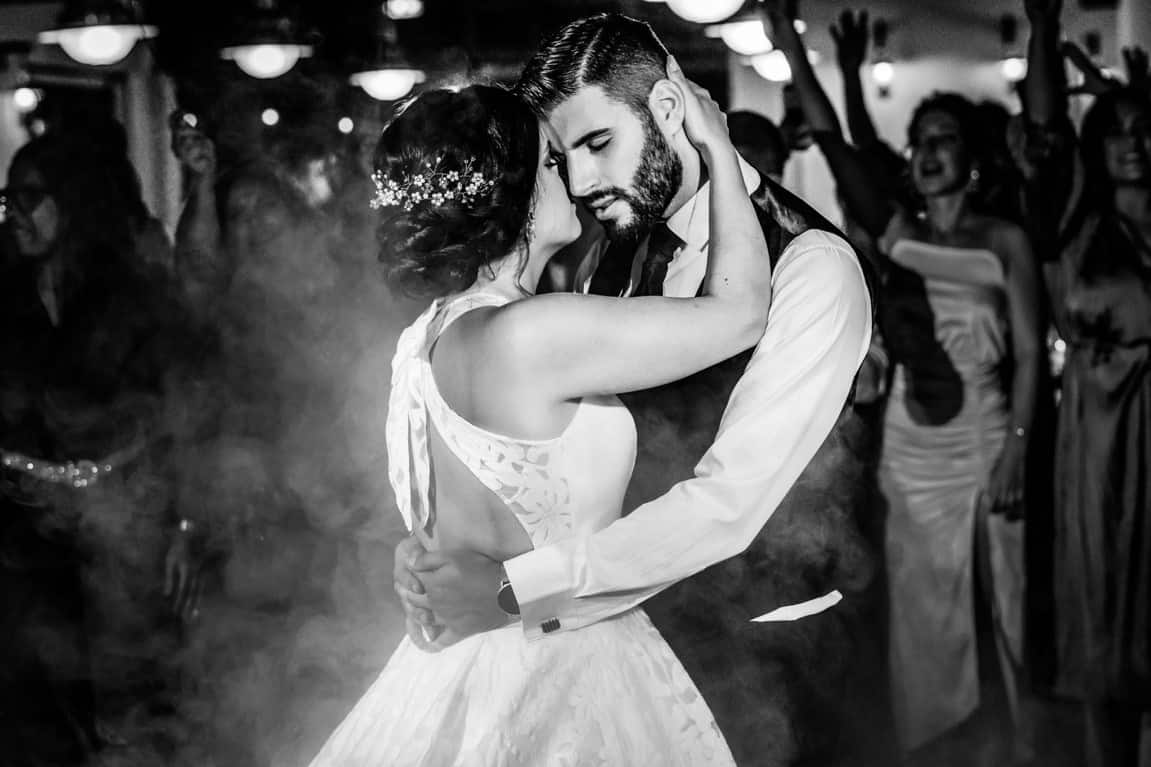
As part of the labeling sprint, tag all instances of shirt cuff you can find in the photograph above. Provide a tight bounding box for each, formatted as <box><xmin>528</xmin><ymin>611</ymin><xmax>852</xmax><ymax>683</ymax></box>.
<box><xmin>503</xmin><ymin>540</ymin><xmax>578</xmax><ymax>641</ymax></box>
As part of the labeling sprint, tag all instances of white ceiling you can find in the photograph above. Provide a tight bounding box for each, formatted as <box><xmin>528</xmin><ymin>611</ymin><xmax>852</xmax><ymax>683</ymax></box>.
<box><xmin>794</xmin><ymin>0</ymin><xmax>1118</xmax><ymax>64</ymax></box>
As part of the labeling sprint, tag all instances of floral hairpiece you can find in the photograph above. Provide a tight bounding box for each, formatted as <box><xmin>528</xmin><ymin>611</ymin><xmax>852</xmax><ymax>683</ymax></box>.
<box><xmin>370</xmin><ymin>157</ymin><xmax>495</xmax><ymax>212</ymax></box>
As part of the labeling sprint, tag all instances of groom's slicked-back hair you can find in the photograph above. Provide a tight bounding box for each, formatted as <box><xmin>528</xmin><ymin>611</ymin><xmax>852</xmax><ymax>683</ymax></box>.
<box><xmin>516</xmin><ymin>13</ymin><xmax>670</xmax><ymax>117</ymax></box>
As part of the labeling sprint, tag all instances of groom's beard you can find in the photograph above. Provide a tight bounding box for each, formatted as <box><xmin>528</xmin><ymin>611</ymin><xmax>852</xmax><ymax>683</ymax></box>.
<box><xmin>583</xmin><ymin>111</ymin><xmax>682</xmax><ymax>246</ymax></box>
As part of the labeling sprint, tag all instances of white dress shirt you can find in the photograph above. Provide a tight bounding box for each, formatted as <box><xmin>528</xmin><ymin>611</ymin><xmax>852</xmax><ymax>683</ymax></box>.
<box><xmin>506</xmin><ymin>162</ymin><xmax>873</xmax><ymax>640</ymax></box>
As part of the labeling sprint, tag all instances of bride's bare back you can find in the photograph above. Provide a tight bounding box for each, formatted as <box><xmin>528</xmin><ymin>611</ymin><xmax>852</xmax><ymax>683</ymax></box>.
<box><xmin>422</xmin><ymin>304</ymin><xmax>578</xmax><ymax>560</ymax></box>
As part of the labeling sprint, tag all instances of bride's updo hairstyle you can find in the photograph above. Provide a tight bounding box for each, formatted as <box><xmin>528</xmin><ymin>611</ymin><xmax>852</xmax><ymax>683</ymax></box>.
<box><xmin>372</xmin><ymin>85</ymin><xmax>540</xmax><ymax>297</ymax></box>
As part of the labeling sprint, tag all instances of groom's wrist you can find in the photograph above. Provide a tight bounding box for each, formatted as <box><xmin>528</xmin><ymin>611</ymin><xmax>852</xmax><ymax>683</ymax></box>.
<box><xmin>497</xmin><ymin>563</ymin><xmax>520</xmax><ymax>617</ymax></box>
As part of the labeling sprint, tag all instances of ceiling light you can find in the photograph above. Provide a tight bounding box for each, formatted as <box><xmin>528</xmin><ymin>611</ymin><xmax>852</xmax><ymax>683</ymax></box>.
<box><xmin>751</xmin><ymin>50</ymin><xmax>791</xmax><ymax>82</ymax></box>
<box><xmin>352</xmin><ymin>16</ymin><xmax>425</xmax><ymax>102</ymax></box>
<box><xmin>666</xmin><ymin>0</ymin><xmax>743</xmax><ymax>24</ymax></box>
<box><xmin>221</xmin><ymin>0</ymin><xmax>313</xmax><ymax>79</ymax></box>
<box><xmin>222</xmin><ymin>44</ymin><xmax>312</xmax><ymax>79</ymax></box>
<box><xmin>384</xmin><ymin>0</ymin><xmax>423</xmax><ymax>20</ymax></box>
<box><xmin>1000</xmin><ymin>56</ymin><xmax>1027</xmax><ymax>82</ymax></box>
<box><xmin>38</xmin><ymin>1</ymin><xmax>156</xmax><ymax>66</ymax></box>
<box><xmin>750</xmin><ymin>49</ymin><xmax>821</xmax><ymax>83</ymax></box>
<box><xmin>705</xmin><ymin>19</ymin><xmax>773</xmax><ymax>57</ymax></box>
<box><xmin>351</xmin><ymin>69</ymin><xmax>425</xmax><ymax>101</ymax></box>
<box><xmin>12</xmin><ymin>87</ymin><xmax>40</xmax><ymax>112</ymax></box>
<box><xmin>871</xmin><ymin>60</ymin><xmax>895</xmax><ymax>86</ymax></box>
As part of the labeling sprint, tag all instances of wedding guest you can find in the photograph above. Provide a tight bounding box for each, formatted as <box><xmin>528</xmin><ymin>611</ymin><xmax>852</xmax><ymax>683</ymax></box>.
<box><xmin>1022</xmin><ymin>1</ymin><xmax>1151</xmax><ymax>764</ymax></box>
<box><xmin>0</xmin><ymin>132</ymin><xmax>185</xmax><ymax>764</ymax></box>
<box><xmin>765</xmin><ymin>2</ymin><xmax>1043</xmax><ymax>763</ymax></box>
<box><xmin>90</xmin><ymin>116</ymin><xmax>175</xmax><ymax>278</ymax></box>
<box><xmin>727</xmin><ymin>110</ymin><xmax>790</xmax><ymax>182</ymax></box>
<box><xmin>826</xmin><ymin>7</ymin><xmax>908</xmax><ymax>192</ymax></box>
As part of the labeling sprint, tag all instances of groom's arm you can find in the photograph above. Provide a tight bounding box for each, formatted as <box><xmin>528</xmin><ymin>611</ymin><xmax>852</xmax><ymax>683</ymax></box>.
<box><xmin>400</xmin><ymin>231</ymin><xmax>870</xmax><ymax>645</ymax></box>
<box><xmin>505</xmin><ymin>230</ymin><xmax>871</xmax><ymax>638</ymax></box>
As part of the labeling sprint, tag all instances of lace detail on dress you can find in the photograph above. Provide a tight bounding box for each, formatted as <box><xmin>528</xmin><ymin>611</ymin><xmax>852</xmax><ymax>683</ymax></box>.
<box><xmin>423</xmin><ymin>394</ymin><xmax>575</xmax><ymax>546</ymax></box>
<box><xmin>314</xmin><ymin>291</ymin><xmax>734</xmax><ymax>767</ymax></box>
<box><xmin>386</xmin><ymin>290</ymin><xmax>574</xmax><ymax>546</ymax></box>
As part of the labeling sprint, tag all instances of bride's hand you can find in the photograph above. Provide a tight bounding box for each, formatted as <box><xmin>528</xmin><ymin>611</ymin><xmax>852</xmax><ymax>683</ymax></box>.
<box><xmin>406</xmin><ymin>614</ymin><xmax>467</xmax><ymax>653</ymax></box>
<box><xmin>411</xmin><ymin>548</ymin><xmax>511</xmax><ymax>640</ymax></box>
<box><xmin>665</xmin><ymin>56</ymin><xmax>732</xmax><ymax>162</ymax></box>
<box><xmin>394</xmin><ymin>536</ymin><xmax>447</xmax><ymax>648</ymax></box>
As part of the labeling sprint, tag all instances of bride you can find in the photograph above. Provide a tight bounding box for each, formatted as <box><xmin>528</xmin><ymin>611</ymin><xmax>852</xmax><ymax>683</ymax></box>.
<box><xmin>309</xmin><ymin>62</ymin><xmax>771</xmax><ymax>766</ymax></box>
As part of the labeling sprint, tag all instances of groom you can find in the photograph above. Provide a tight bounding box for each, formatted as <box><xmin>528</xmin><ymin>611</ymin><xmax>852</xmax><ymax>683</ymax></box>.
<box><xmin>395</xmin><ymin>13</ymin><xmax>877</xmax><ymax>765</ymax></box>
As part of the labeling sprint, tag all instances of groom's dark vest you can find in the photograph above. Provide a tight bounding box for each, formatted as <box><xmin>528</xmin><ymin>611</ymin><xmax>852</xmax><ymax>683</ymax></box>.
<box><xmin>590</xmin><ymin>174</ymin><xmax>885</xmax><ymax>766</ymax></box>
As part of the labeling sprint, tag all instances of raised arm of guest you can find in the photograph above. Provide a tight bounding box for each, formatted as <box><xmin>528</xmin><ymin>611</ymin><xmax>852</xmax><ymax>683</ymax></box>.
<box><xmin>762</xmin><ymin>0</ymin><xmax>898</xmax><ymax>241</ymax></box>
<box><xmin>1023</xmin><ymin>0</ymin><xmax>1066</xmax><ymax>127</ymax></box>
<box><xmin>1124</xmin><ymin>46</ymin><xmax>1150</xmax><ymax>95</ymax></box>
<box><xmin>761</xmin><ymin>0</ymin><xmax>840</xmax><ymax>136</ymax></box>
<box><xmin>830</xmin><ymin>9</ymin><xmax>880</xmax><ymax>148</ymax></box>
<box><xmin>170</xmin><ymin>110</ymin><xmax>223</xmax><ymax>299</ymax></box>
<box><xmin>1017</xmin><ymin>0</ymin><xmax>1084</xmax><ymax>263</ymax></box>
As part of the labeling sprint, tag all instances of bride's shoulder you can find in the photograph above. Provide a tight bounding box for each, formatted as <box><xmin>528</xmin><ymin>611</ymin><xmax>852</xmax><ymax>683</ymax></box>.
<box><xmin>463</xmin><ymin>292</ymin><xmax>592</xmax><ymax>372</ymax></box>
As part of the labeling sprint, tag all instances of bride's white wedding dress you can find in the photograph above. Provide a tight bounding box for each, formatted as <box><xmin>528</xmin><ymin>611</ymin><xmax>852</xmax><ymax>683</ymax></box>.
<box><xmin>308</xmin><ymin>291</ymin><xmax>734</xmax><ymax>766</ymax></box>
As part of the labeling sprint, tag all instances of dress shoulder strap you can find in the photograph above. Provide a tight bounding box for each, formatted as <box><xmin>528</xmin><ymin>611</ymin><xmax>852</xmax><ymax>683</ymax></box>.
<box><xmin>385</xmin><ymin>291</ymin><xmax>509</xmax><ymax>533</ymax></box>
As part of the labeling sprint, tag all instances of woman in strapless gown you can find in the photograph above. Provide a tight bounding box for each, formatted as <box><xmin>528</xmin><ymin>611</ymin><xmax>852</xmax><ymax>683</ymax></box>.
<box><xmin>774</xmin><ymin>76</ymin><xmax>1045</xmax><ymax>757</ymax></box>
<box><xmin>879</xmin><ymin>237</ymin><xmax>1032</xmax><ymax>755</ymax></box>
<box><xmin>869</xmin><ymin>98</ymin><xmax>1044</xmax><ymax>759</ymax></box>
<box><xmin>309</xmin><ymin>73</ymin><xmax>770</xmax><ymax>765</ymax></box>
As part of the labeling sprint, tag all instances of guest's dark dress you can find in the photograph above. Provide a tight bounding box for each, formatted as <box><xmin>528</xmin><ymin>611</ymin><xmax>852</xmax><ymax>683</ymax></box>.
<box><xmin>0</xmin><ymin>248</ymin><xmax>181</xmax><ymax>764</ymax></box>
<box><xmin>1046</xmin><ymin>208</ymin><xmax>1151</xmax><ymax>707</ymax></box>
<box><xmin>1023</xmin><ymin>122</ymin><xmax>1151</xmax><ymax>756</ymax></box>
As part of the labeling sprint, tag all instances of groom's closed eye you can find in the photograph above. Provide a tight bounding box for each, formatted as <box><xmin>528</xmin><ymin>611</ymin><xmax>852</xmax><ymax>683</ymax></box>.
<box><xmin>571</xmin><ymin>128</ymin><xmax>611</xmax><ymax>152</ymax></box>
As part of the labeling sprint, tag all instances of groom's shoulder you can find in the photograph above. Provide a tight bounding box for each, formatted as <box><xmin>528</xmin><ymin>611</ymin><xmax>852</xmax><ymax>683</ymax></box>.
<box><xmin>777</xmin><ymin>229</ymin><xmax>875</xmax><ymax>307</ymax></box>
<box><xmin>776</xmin><ymin>229</ymin><xmax>857</xmax><ymax>277</ymax></box>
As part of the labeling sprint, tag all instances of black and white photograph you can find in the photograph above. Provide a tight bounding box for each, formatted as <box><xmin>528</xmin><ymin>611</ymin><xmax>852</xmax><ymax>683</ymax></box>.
<box><xmin>0</xmin><ymin>0</ymin><xmax>1148</xmax><ymax>764</ymax></box>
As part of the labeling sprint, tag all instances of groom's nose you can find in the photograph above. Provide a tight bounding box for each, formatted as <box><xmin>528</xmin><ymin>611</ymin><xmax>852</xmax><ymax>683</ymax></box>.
<box><xmin>565</xmin><ymin>158</ymin><xmax>598</xmax><ymax>198</ymax></box>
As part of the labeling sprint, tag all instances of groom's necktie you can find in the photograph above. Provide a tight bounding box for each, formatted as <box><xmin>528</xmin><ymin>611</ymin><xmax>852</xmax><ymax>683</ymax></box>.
<box><xmin>632</xmin><ymin>222</ymin><xmax>684</xmax><ymax>298</ymax></box>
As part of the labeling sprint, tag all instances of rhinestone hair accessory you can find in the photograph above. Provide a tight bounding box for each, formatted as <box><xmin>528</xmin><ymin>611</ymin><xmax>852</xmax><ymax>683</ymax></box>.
<box><xmin>371</xmin><ymin>157</ymin><xmax>495</xmax><ymax>212</ymax></box>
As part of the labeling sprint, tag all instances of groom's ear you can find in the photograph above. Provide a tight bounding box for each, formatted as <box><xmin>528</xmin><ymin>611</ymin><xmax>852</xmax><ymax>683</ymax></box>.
<box><xmin>647</xmin><ymin>78</ymin><xmax>685</xmax><ymax>138</ymax></box>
